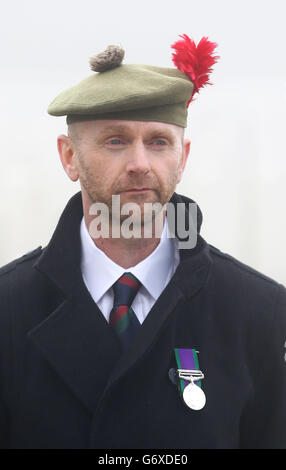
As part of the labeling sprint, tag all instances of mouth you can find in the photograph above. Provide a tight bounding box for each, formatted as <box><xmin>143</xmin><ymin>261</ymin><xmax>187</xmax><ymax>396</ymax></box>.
<box><xmin>120</xmin><ymin>188</ymin><xmax>153</xmax><ymax>194</ymax></box>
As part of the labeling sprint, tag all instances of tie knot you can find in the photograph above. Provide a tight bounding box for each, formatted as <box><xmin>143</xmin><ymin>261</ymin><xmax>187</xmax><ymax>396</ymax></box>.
<box><xmin>113</xmin><ymin>272</ymin><xmax>141</xmax><ymax>308</ymax></box>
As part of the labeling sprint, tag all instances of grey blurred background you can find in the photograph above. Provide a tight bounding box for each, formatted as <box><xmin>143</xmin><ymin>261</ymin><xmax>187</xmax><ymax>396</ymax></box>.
<box><xmin>1</xmin><ymin>0</ymin><xmax>285</xmax><ymax>284</ymax></box>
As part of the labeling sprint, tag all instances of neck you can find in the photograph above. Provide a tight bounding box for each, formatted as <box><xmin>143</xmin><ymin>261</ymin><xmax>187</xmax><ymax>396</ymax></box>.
<box><xmin>92</xmin><ymin>233</ymin><xmax>162</xmax><ymax>269</ymax></box>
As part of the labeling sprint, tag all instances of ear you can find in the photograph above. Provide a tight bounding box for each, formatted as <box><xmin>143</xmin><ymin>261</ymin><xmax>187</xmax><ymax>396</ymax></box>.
<box><xmin>177</xmin><ymin>138</ymin><xmax>191</xmax><ymax>183</ymax></box>
<box><xmin>57</xmin><ymin>134</ymin><xmax>79</xmax><ymax>182</ymax></box>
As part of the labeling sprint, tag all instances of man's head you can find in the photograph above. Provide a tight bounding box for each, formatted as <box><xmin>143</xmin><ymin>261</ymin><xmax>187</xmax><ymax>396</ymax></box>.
<box><xmin>58</xmin><ymin>119</ymin><xmax>190</xmax><ymax>223</ymax></box>
<box><xmin>50</xmin><ymin>36</ymin><xmax>218</xmax><ymax>228</ymax></box>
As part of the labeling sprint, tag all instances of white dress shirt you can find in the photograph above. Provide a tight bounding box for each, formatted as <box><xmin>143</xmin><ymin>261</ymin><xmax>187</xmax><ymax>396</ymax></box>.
<box><xmin>80</xmin><ymin>216</ymin><xmax>180</xmax><ymax>324</ymax></box>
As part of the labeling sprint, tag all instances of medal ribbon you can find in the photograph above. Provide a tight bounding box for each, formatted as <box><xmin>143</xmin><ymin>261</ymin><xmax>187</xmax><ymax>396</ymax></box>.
<box><xmin>174</xmin><ymin>348</ymin><xmax>202</xmax><ymax>393</ymax></box>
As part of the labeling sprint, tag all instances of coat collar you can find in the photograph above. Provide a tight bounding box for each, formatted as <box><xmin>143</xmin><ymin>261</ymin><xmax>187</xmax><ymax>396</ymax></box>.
<box><xmin>29</xmin><ymin>191</ymin><xmax>212</xmax><ymax>413</ymax></box>
<box><xmin>33</xmin><ymin>190</ymin><xmax>205</xmax><ymax>295</ymax></box>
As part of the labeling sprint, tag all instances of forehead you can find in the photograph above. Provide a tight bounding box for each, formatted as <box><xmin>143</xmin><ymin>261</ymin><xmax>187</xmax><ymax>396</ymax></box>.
<box><xmin>71</xmin><ymin>119</ymin><xmax>183</xmax><ymax>138</ymax></box>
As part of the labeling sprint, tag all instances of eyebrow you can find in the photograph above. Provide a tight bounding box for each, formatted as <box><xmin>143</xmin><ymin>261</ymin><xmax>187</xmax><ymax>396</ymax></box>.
<box><xmin>98</xmin><ymin>125</ymin><xmax>133</xmax><ymax>136</ymax></box>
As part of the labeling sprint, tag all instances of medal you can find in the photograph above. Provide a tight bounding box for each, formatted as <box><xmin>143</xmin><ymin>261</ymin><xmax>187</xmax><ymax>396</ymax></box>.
<box><xmin>183</xmin><ymin>381</ymin><xmax>206</xmax><ymax>410</ymax></box>
<box><xmin>174</xmin><ymin>348</ymin><xmax>206</xmax><ymax>411</ymax></box>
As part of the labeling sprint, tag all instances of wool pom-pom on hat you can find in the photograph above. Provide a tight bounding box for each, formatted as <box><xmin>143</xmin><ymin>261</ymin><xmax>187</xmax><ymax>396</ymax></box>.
<box><xmin>89</xmin><ymin>45</ymin><xmax>125</xmax><ymax>73</ymax></box>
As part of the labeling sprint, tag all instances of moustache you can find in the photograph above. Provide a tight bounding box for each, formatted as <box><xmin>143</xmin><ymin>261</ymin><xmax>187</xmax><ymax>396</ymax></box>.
<box><xmin>115</xmin><ymin>179</ymin><xmax>160</xmax><ymax>194</ymax></box>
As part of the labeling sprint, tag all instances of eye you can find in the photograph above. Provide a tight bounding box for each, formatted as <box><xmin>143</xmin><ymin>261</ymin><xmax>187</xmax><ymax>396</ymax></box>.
<box><xmin>151</xmin><ymin>139</ymin><xmax>168</xmax><ymax>147</ymax></box>
<box><xmin>107</xmin><ymin>138</ymin><xmax>123</xmax><ymax>145</ymax></box>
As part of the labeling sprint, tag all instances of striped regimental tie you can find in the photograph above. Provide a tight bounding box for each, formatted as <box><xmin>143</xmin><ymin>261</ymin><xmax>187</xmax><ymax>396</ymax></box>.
<box><xmin>109</xmin><ymin>272</ymin><xmax>142</xmax><ymax>350</ymax></box>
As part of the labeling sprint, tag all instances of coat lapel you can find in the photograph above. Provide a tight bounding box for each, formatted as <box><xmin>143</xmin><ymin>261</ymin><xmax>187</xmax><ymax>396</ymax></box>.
<box><xmin>29</xmin><ymin>192</ymin><xmax>120</xmax><ymax>413</ymax></box>
<box><xmin>28</xmin><ymin>191</ymin><xmax>212</xmax><ymax>414</ymax></box>
<box><xmin>28</xmin><ymin>279</ymin><xmax>121</xmax><ymax>414</ymax></box>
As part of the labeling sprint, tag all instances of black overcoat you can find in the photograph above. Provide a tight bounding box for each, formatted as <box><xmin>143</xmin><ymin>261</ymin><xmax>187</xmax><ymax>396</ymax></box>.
<box><xmin>0</xmin><ymin>191</ymin><xmax>286</xmax><ymax>449</ymax></box>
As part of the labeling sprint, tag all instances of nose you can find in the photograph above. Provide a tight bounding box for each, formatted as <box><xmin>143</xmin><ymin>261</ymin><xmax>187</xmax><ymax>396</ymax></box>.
<box><xmin>125</xmin><ymin>141</ymin><xmax>151</xmax><ymax>175</ymax></box>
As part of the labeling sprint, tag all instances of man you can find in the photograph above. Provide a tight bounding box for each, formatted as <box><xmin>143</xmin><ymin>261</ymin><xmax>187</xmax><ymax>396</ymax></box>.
<box><xmin>1</xmin><ymin>36</ymin><xmax>286</xmax><ymax>449</ymax></box>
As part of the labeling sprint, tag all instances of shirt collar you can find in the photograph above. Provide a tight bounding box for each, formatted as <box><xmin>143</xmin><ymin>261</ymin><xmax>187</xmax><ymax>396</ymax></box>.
<box><xmin>80</xmin><ymin>216</ymin><xmax>177</xmax><ymax>302</ymax></box>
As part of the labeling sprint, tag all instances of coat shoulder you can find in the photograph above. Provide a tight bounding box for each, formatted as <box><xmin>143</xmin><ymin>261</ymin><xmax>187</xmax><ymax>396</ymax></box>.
<box><xmin>0</xmin><ymin>246</ymin><xmax>43</xmax><ymax>278</ymax></box>
<box><xmin>207</xmin><ymin>244</ymin><xmax>286</xmax><ymax>357</ymax></box>
<box><xmin>209</xmin><ymin>243</ymin><xmax>284</xmax><ymax>290</ymax></box>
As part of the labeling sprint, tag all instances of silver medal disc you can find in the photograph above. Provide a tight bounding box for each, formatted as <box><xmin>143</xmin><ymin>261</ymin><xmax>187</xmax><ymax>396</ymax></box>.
<box><xmin>183</xmin><ymin>383</ymin><xmax>206</xmax><ymax>410</ymax></box>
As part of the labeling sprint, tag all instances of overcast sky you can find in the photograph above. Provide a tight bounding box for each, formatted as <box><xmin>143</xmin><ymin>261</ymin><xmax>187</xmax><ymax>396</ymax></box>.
<box><xmin>1</xmin><ymin>0</ymin><xmax>286</xmax><ymax>283</ymax></box>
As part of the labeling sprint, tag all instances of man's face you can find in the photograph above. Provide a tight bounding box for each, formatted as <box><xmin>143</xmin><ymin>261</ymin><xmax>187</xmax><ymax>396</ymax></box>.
<box><xmin>65</xmin><ymin>119</ymin><xmax>190</xmax><ymax>222</ymax></box>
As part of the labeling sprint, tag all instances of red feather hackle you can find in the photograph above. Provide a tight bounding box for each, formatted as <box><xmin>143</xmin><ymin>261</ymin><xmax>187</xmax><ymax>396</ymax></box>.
<box><xmin>171</xmin><ymin>34</ymin><xmax>219</xmax><ymax>106</ymax></box>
